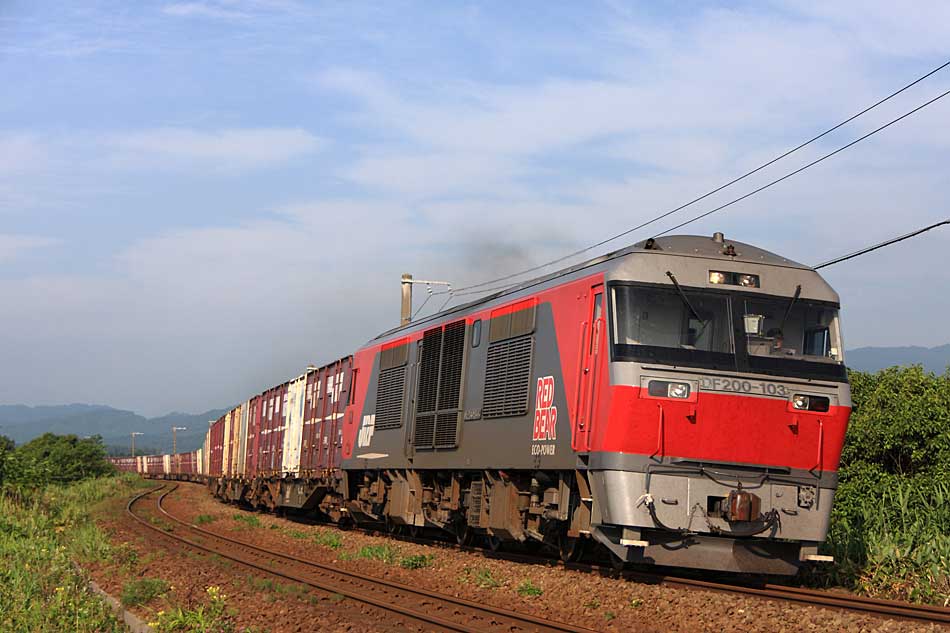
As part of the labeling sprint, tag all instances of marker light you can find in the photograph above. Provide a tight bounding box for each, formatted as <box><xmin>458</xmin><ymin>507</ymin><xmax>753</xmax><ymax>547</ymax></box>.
<box><xmin>791</xmin><ymin>394</ymin><xmax>831</xmax><ymax>412</ymax></box>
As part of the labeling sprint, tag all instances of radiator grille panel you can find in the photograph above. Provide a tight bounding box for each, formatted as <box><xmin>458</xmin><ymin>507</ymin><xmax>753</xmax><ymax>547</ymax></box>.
<box><xmin>374</xmin><ymin>366</ymin><xmax>405</xmax><ymax>430</ymax></box>
<box><xmin>412</xmin><ymin>320</ymin><xmax>466</xmax><ymax>450</ymax></box>
<box><xmin>483</xmin><ymin>334</ymin><xmax>534</xmax><ymax>419</ymax></box>
<box><xmin>416</xmin><ymin>327</ymin><xmax>442</xmax><ymax>415</ymax></box>
<box><xmin>413</xmin><ymin>413</ymin><xmax>436</xmax><ymax>449</ymax></box>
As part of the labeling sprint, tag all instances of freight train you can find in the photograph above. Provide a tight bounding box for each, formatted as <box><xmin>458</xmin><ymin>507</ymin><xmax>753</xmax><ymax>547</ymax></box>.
<box><xmin>113</xmin><ymin>233</ymin><xmax>851</xmax><ymax>575</ymax></box>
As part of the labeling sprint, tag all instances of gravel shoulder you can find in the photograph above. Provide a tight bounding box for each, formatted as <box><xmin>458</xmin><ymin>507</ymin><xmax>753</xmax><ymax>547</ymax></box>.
<box><xmin>139</xmin><ymin>482</ymin><xmax>944</xmax><ymax>633</ymax></box>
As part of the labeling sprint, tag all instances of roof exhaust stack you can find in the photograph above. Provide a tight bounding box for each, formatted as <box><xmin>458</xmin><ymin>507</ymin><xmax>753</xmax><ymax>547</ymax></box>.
<box><xmin>712</xmin><ymin>232</ymin><xmax>724</xmax><ymax>244</ymax></box>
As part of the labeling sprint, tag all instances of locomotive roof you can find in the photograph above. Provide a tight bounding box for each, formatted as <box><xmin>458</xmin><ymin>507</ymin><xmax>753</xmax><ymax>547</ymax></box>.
<box><xmin>371</xmin><ymin>233</ymin><xmax>815</xmax><ymax>342</ymax></box>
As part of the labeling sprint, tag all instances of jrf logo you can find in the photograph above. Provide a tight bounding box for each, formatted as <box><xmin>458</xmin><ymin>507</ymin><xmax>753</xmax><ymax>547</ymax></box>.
<box><xmin>357</xmin><ymin>414</ymin><xmax>376</xmax><ymax>448</ymax></box>
<box><xmin>533</xmin><ymin>376</ymin><xmax>557</xmax><ymax>441</ymax></box>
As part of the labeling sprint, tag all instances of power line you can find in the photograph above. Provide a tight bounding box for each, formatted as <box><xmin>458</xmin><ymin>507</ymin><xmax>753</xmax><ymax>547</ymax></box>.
<box><xmin>443</xmin><ymin>58</ymin><xmax>950</xmax><ymax>295</ymax></box>
<box><xmin>814</xmin><ymin>219</ymin><xmax>950</xmax><ymax>269</ymax></box>
<box><xmin>653</xmin><ymin>88</ymin><xmax>950</xmax><ymax>237</ymax></box>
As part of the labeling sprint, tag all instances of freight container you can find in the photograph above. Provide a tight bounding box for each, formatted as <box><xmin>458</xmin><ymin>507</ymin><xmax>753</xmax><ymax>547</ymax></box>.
<box><xmin>237</xmin><ymin>400</ymin><xmax>249</xmax><ymax>477</ymax></box>
<box><xmin>245</xmin><ymin>395</ymin><xmax>262</xmax><ymax>478</ymax></box>
<box><xmin>301</xmin><ymin>357</ymin><xmax>353</xmax><ymax>474</ymax></box>
<box><xmin>281</xmin><ymin>373</ymin><xmax>307</xmax><ymax>475</ymax></box>
<box><xmin>146</xmin><ymin>455</ymin><xmax>164</xmax><ymax>475</ymax></box>
<box><xmin>258</xmin><ymin>383</ymin><xmax>288</xmax><ymax>475</ymax></box>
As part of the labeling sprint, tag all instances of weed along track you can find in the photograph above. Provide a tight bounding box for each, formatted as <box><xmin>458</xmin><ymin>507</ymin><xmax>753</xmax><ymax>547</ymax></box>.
<box><xmin>128</xmin><ymin>485</ymin><xmax>597</xmax><ymax>633</ymax></box>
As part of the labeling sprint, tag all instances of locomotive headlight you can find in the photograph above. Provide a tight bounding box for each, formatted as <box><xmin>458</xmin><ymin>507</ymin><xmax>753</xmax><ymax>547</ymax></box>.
<box><xmin>647</xmin><ymin>380</ymin><xmax>692</xmax><ymax>399</ymax></box>
<box><xmin>667</xmin><ymin>382</ymin><xmax>690</xmax><ymax>399</ymax></box>
<box><xmin>709</xmin><ymin>271</ymin><xmax>727</xmax><ymax>284</ymax></box>
<box><xmin>791</xmin><ymin>394</ymin><xmax>831</xmax><ymax>412</ymax></box>
<box><xmin>737</xmin><ymin>274</ymin><xmax>760</xmax><ymax>288</ymax></box>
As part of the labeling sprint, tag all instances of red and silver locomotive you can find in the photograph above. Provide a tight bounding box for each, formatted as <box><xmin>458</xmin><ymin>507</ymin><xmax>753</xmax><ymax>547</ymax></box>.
<box><xmin>132</xmin><ymin>233</ymin><xmax>851</xmax><ymax>575</ymax></box>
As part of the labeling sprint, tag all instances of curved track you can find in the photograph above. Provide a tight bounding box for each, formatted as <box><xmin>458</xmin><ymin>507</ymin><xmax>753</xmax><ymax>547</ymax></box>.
<box><xmin>127</xmin><ymin>485</ymin><xmax>596</xmax><ymax>633</ymax></box>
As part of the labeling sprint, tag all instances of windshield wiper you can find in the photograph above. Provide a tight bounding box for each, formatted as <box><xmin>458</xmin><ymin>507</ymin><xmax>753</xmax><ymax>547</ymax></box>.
<box><xmin>665</xmin><ymin>271</ymin><xmax>703</xmax><ymax>323</ymax></box>
<box><xmin>779</xmin><ymin>284</ymin><xmax>802</xmax><ymax>333</ymax></box>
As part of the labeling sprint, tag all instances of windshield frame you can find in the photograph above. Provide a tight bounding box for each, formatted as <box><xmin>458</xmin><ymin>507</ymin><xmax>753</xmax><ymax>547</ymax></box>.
<box><xmin>608</xmin><ymin>281</ymin><xmax>847</xmax><ymax>382</ymax></box>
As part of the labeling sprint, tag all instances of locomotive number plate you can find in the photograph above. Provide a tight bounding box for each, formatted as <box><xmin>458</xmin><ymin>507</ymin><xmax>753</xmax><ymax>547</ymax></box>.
<box><xmin>699</xmin><ymin>376</ymin><xmax>790</xmax><ymax>397</ymax></box>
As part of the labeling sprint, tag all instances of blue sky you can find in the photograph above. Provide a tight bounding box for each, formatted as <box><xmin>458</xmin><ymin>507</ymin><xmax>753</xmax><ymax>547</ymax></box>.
<box><xmin>2</xmin><ymin>1</ymin><xmax>949</xmax><ymax>415</ymax></box>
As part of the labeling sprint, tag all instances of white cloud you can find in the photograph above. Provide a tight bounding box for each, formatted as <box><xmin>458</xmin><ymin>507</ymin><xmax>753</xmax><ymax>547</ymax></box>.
<box><xmin>109</xmin><ymin>127</ymin><xmax>324</xmax><ymax>171</ymax></box>
<box><xmin>162</xmin><ymin>2</ymin><xmax>251</xmax><ymax>20</ymax></box>
<box><xmin>0</xmin><ymin>234</ymin><xmax>59</xmax><ymax>261</ymax></box>
<box><xmin>0</xmin><ymin>134</ymin><xmax>50</xmax><ymax>175</ymax></box>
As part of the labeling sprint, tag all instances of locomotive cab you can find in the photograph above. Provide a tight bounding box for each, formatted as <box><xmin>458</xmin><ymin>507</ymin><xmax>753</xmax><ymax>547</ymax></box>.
<box><xmin>586</xmin><ymin>234</ymin><xmax>851</xmax><ymax>574</ymax></box>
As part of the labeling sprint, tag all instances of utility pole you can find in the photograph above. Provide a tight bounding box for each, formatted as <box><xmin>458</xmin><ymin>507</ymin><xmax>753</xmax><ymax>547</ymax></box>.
<box><xmin>171</xmin><ymin>426</ymin><xmax>187</xmax><ymax>474</ymax></box>
<box><xmin>401</xmin><ymin>275</ymin><xmax>453</xmax><ymax>325</ymax></box>
<box><xmin>400</xmin><ymin>273</ymin><xmax>413</xmax><ymax>326</ymax></box>
<box><xmin>130</xmin><ymin>432</ymin><xmax>143</xmax><ymax>457</ymax></box>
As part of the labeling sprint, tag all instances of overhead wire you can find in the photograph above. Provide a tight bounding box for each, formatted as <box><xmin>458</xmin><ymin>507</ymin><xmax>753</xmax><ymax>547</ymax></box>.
<box><xmin>437</xmin><ymin>58</ymin><xmax>950</xmax><ymax>296</ymax></box>
<box><xmin>652</xmin><ymin>88</ymin><xmax>950</xmax><ymax>237</ymax></box>
<box><xmin>814</xmin><ymin>219</ymin><xmax>950</xmax><ymax>269</ymax></box>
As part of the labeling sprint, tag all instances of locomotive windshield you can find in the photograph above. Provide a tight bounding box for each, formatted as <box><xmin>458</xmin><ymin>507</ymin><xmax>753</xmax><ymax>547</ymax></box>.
<box><xmin>610</xmin><ymin>282</ymin><xmax>846</xmax><ymax>379</ymax></box>
<box><xmin>612</xmin><ymin>286</ymin><xmax>733</xmax><ymax>353</ymax></box>
<box><xmin>742</xmin><ymin>298</ymin><xmax>842</xmax><ymax>363</ymax></box>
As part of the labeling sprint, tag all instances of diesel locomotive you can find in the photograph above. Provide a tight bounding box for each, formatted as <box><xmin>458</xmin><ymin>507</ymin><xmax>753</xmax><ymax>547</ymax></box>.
<box><xmin>119</xmin><ymin>232</ymin><xmax>851</xmax><ymax>575</ymax></box>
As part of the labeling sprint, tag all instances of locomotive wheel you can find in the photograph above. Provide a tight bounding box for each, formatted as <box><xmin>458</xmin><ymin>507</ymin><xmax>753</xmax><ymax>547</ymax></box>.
<box><xmin>454</xmin><ymin>524</ymin><xmax>473</xmax><ymax>546</ymax></box>
<box><xmin>385</xmin><ymin>516</ymin><xmax>399</xmax><ymax>535</ymax></box>
<box><xmin>558</xmin><ymin>533</ymin><xmax>584</xmax><ymax>563</ymax></box>
<box><xmin>408</xmin><ymin>524</ymin><xmax>421</xmax><ymax>538</ymax></box>
<box><xmin>486</xmin><ymin>534</ymin><xmax>504</xmax><ymax>552</ymax></box>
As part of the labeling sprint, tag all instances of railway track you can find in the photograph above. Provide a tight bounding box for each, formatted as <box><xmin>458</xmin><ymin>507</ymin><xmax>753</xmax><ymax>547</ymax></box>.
<box><xmin>127</xmin><ymin>485</ymin><xmax>595</xmax><ymax>633</ymax></box>
<box><xmin>395</xmin><ymin>529</ymin><xmax>950</xmax><ymax>626</ymax></box>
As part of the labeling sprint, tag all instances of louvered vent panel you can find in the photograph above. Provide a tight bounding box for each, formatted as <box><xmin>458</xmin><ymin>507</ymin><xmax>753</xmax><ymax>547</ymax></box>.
<box><xmin>416</xmin><ymin>327</ymin><xmax>442</xmax><ymax>414</ymax></box>
<box><xmin>413</xmin><ymin>413</ymin><xmax>436</xmax><ymax>449</ymax></box>
<box><xmin>434</xmin><ymin>412</ymin><xmax>460</xmax><ymax>448</ymax></box>
<box><xmin>374</xmin><ymin>366</ymin><xmax>405</xmax><ymax>430</ymax></box>
<box><xmin>483</xmin><ymin>335</ymin><xmax>534</xmax><ymax>418</ymax></box>
<box><xmin>437</xmin><ymin>320</ymin><xmax>465</xmax><ymax>411</ymax></box>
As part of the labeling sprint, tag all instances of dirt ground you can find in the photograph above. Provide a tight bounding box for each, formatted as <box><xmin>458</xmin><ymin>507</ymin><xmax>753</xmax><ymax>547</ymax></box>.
<box><xmin>88</xmin><ymin>482</ymin><xmax>946</xmax><ymax>632</ymax></box>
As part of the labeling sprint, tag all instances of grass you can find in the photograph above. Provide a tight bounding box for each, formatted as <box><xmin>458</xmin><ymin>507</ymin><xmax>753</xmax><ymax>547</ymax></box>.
<box><xmin>516</xmin><ymin>579</ymin><xmax>543</xmax><ymax>597</ymax></box>
<box><xmin>816</xmin><ymin>479</ymin><xmax>950</xmax><ymax>604</ymax></box>
<box><xmin>0</xmin><ymin>473</ymin><xmax>148</xmax><ymax>632</ymax></box>
<box><xmin>193</xmin><ymin>514</ymin><xmax>216</xmax><ymax>525</ymax></box>
<box><xmin>232</xmin><ymin>513</ymin><xmax>261</xmax><ymax>528</ymax></box>
<box><xmin>120</xmin><ymin>577</ymin><xmax>169</xmax><ymax>607</ymax></box>
<box><xmin>355</xmin><ymin>544</ymin><xmax>398</xmax><ymax>564</ymax></box>
<box><xmin>148</xmin><ymin>585</ymin><xmax>235</xmax><ymax>633</ymax></box>
<box><xmin>313</xmin><ymin>529</ymin><xmax>343</xmax><ymax>549</ymax></box>
<box><xmin>460</xmin><ymin>566</ymin><xmax>502</xmax><ymax>589</ymax></box>
<box><xmin>399</xmin><ymin>553</ymin><xmax>434</xmax><ymax>569</ymax></box>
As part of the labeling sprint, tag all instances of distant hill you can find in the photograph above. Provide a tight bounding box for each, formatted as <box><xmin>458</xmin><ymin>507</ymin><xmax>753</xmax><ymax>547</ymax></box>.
<box><xmin>0</xmin><ymin>404</ymin><xmax>228</xmax><ymax>454</ymax></box>
<box><xmin>846</xmin><ymin>344</ymin><xmax>950</xmax><ymax>375</ymax></box>
<box><xmin>3</xmin><ymin>343</ymin><xmax>947</xmax><ymax>454</ymax></box>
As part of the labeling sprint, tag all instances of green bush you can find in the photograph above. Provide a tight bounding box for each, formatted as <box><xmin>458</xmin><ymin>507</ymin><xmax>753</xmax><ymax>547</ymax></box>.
<box><xmin>819</xmin><ymin>366</ymin><xmax>950</xmax><ymax>604</ymax></box>
<box><xmin>1</xmin><ymin>433</ymin><xmax>114</xmax><ymax>487</ymax></box>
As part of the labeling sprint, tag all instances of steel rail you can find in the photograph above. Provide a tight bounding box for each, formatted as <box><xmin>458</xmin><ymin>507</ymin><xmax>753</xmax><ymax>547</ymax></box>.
<box><xmin>128</xmin><ymin>485</ymin><xmax>595</xmax><ymax>633</ymax></box>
